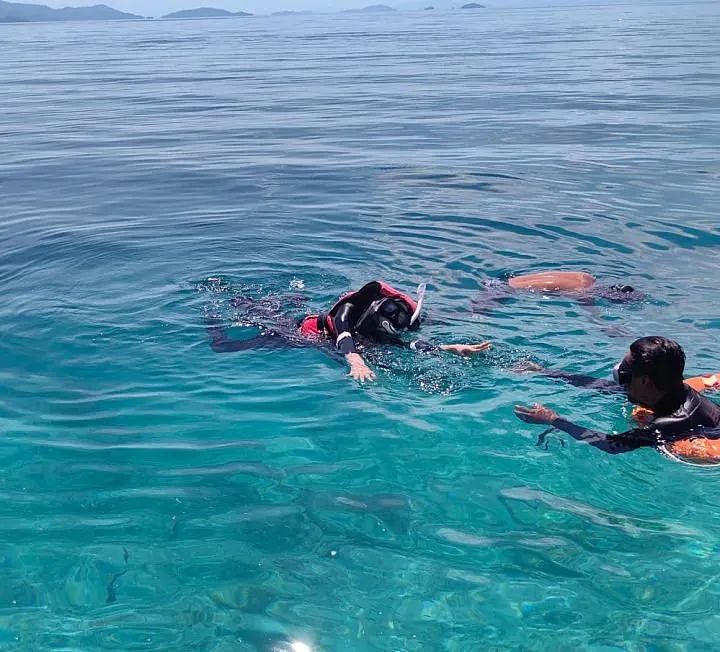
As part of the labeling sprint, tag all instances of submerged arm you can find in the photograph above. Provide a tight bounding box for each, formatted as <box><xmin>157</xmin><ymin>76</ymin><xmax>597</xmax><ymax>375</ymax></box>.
<box><xmin>377</xmin><ymin>335</ymin><xmax>491</xmax><ymax>356</ymax></box>
<box><xmin>576</xmin><ymin>293</ymin><xmax>631</xmax><ymax>338</ymax></box>
<box><xmin>514</xmin><ymin>404</ymin><xmax>654</xmax><ymax>455</ymax></box>
<box><xmin>550</xmin><ymin>418</ymin><xmax>653</xmax><ymax>454</ymax></box>
<box><xmin>388</xmin><ymin>330</ymin><xmax>493</xmax><ymax>356</ymax></box>
<box><xmin>539</xmin><ymin>369</ymin><xmax>623</xmax><ymax>394</ymax></box>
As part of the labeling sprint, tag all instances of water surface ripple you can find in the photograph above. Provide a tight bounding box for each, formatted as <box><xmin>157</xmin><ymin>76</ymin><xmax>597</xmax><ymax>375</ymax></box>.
<box><xmin>2</xmin><ymin>4</ymin><xmax>720</xmax><ymax>650</ymax></box>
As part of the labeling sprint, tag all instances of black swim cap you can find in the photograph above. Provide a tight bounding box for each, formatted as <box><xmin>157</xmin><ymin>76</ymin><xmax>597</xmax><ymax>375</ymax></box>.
<box><xmin>610</xmin><ymin>284</ymin><xmax>635</xmax><ymax>293</ymax></box>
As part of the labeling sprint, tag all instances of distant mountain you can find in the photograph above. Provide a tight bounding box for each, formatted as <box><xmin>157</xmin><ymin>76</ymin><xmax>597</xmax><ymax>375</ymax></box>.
<box><xmin>461</xmin><ymin>2</ymin><xmax>485</xmax><ymax>7</ymax></box>
<box><xmin>0</xmin><ymin>0</ymin><xmax>141</xmax><ymax>21</ymax></box>
<box><xmin>343</xmin><ymin>4</ymin><xmax>396</xmax><ymax>12</ymax></box>
<box><xmin>162</xmin><ymin>7</ymin><xmax>252</xmax><ymax>18</ymax></box>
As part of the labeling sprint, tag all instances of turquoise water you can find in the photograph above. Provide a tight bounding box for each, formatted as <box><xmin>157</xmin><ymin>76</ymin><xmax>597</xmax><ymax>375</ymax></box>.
<box><xmin>2</xmin><ymin>3</ymin><xmax>720</xmax><ymax>649</ymax></box>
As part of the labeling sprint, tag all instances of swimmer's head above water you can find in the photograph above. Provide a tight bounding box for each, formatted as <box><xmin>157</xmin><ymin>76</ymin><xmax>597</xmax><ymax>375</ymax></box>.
<box><xmin>613</xmin><ymin>336</ymin><xmax>686</xmax><ymax>406</ymax></box>
<box><xmin>334</xmin><ymin>281</ymin><xmax>424</xmax><ymax>340</ymax></box>
<box><xmin>515</xmin><ymin>335</ymin><xmax>720</xmax><ymax>457</ymax></box>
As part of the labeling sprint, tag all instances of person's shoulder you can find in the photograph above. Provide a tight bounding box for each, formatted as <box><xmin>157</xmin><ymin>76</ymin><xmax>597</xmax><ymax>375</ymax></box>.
<box><xmin>663</xmin><ymin>386</ymin><xmax>720</xmax><ymax>430</ymax></box>
<box><xmin>685</xmin><ymin>385</ymin><xmax>718</xmax><ymax>410</ymax></box>
<box><xmin>607</xmin><ymin>427</ymin><xmax>658</xmax><ymax>450</ymax></box>
<box><xmin>693</xmin><ymin>388</ymin><xmax>720</xmax><ymax>424</ymax></box>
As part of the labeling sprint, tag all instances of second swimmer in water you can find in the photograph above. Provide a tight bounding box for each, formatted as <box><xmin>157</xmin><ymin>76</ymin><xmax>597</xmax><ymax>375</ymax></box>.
<box><xmin>514</xmin><ymin>336</ymin><xmax>720</xmax><ymax>455</ymax></box>
<box><xmin>206</xmin><ymin>280</ymin><xmax>491</xmax><ymax>382</ymax></box>
<box><xmin>473</xmin><ymin>270</ymin><xmax>645</xmax><ymax>310</ymax></box>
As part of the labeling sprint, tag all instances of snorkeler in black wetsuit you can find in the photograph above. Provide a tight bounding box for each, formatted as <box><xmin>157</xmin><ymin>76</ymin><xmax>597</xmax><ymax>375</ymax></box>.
<box><xmin>514</xmin><ymin>337</ymin><xmax>720</xmax><ymax>454</ymax></box>
<box><xmin>206</xmin><ymin>280</ymin><xmax>491</xmax><ymax>382</ymax></box>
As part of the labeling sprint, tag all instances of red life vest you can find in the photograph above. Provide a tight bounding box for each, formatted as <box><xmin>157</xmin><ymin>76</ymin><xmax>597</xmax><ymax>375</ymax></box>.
<box><xmin>298</xmin><ymin>281</ymin><xmax>418</xmax><ymax>339</ymax></box>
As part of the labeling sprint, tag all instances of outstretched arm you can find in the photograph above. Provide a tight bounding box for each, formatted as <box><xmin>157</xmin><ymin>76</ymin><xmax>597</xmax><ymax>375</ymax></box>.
<box><xmin>541</xmin><ymin>369</ymin><xmax>622</xmax><ymax>393</ymax></box>
<box><xmin>374</xmin><ymin>335</ymin><xmax>491</xmax><ymax>356</ymax></box>
<box><xmin>368</xmin><ymin>329</ymin><xmax>493</xmax><ymax>357</ymax></box>
<box><xmin>514</xmin><ymin>403</ymin><xmax>654</xmax><ymax>454</ymax></box>
<box><xmin>438</xmin><ymin>342</ymin><xmax>492</xmax><ymax>356</ymax></box>
<box><xmin>517</xmin><ymin>363</ymin><xmax>623</xmax><ymax>395</ymax></box>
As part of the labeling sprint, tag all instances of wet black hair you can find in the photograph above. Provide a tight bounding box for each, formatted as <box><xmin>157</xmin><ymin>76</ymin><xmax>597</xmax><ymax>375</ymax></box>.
<box><xmin>628</xmin><ymin>336</ymin><xmax>685</xmax><ymax>392</ymax></box>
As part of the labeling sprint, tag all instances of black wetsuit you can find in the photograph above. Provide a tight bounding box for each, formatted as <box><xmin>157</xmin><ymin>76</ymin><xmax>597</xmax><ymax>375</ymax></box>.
<box><xmin>328</xmin><ymin>300</ymin><xmax>437</xmax><ymax>355</ymax></box>
<box><xmin>207</xmin><ymin>321</ymin><xmax>305</xmax><ymax>353</ymax></box>
<box><xmin>538</xmin><ymin>370</ymin><xmax>720</xmax><ymax>454</ymax></box>
<box><xmin>207</xmin><ymin>295</ymin><xmax>438</xmax><ymax>355</ymax></box>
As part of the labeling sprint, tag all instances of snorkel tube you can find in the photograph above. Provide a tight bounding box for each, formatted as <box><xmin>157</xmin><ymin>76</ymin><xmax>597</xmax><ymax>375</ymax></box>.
<box><xmin>410</xmin><ymin>282</ymin><xmax>426</xmax><ymax>326</ymax></box>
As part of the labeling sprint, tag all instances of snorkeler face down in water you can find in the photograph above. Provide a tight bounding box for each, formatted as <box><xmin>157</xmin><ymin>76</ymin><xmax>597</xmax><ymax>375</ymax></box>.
<box><xmin>206</xmin><ymin>280</ymin><xmax>491</xmax><ymax>382</ymax></box>
<box><xmin>300</xmin><ymin>281</ymin><xmax>492</xmax><ymax>381</ymax></box>
<box><xmin>299</xmin><ymin>282</ymin><xmax>420</xmax><ymax>344</ymax></box>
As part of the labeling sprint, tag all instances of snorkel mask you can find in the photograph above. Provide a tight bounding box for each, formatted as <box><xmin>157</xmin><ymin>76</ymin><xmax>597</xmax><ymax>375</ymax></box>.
<box><xmin>356</xmin><ymin>283</ymin><xmax>427</xmax><ymax>336</ymax></box>
<box><xmin>613</xmin><ymin>358</ymin><xmax>632</xmax><ymax>386</ymax></box>
<box><xmin>357</xmin><ymin>298</ymin><xmax>411</xmax><ymax>336</ymax></box>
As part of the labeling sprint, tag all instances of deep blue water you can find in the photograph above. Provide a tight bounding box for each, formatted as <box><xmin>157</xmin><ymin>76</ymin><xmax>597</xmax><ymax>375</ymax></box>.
<box><xmin>2</xmin><ymin>3</ymin><xmax>720</xmax><ymax>650</ymax></box>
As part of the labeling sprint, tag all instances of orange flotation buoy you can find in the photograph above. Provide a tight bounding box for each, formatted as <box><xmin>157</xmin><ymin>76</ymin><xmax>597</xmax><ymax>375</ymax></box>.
<box><xmin>508</xmin><ymin>271</ymin><xmax>596</xmax><ymax>292</ymax></box>
<box><xmin>631</xmin><ymin>405</ymin><xmax>655</xmax><ymax>425</ymax></box>
<box><xmin>683</xmin><ymin>373</ymin><xmax>720</xmax><ymax>393</ymax></box>
<box><xmin>629</xmin><ymin>374</ymin><xmax>720</xmax><ymax>463</ymax></box>
<box><xmin>664</xmin><ymin>438</ymin><xmax>720</xmax><ymax>465</ymax></box>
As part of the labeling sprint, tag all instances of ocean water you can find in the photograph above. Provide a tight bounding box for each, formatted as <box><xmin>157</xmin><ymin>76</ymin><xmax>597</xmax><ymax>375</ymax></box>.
<box><xmin>2</xmin><ymin>3</ymin><xmax>720</xmax><ymax>649</ymax></box>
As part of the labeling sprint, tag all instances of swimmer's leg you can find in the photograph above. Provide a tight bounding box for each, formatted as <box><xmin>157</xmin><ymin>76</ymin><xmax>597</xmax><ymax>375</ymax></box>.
<box><xmin>206</xmin><ymin>318</ymin><xmax>290</xmax><ymax>353</ymax></box>
<box><xmin>574</xmin><ymin>295</ymin><xmax>631</xmax><ymax>338</ymax></box>
<box><xmin>471</xmin><ymin>279</ymin><xmax>514</xmax><ymax>313</ymax></box>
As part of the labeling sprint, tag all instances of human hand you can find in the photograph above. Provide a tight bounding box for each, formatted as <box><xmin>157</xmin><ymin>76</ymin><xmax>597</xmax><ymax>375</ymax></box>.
<box><xmin>346</xmin><ymin>353</ymin><xmax>376</xmax><ymax>382</ymax></box>
<box><xmin>514</xmin><ymin>403</ymin><xmax>560</xmax><ymax>425</ymax></box>
<box><xmin>439</xmin><ymin>341</ymin><xmax>492</xmax><ymax>356</ymax></box>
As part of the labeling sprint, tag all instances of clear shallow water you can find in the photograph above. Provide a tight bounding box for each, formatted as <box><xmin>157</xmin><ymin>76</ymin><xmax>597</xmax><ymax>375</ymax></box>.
<box><xmin>2</xmin><ymin>3</ymin><xmax>720</xmax><ymax>649</ymax></box>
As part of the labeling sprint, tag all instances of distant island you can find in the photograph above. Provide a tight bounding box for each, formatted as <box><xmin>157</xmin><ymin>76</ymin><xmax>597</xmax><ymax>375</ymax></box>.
<box><xmin>343</xmin><ymin>4</ymin><xmax>396</xmax><ymax>12</ymax></box>
<box><xmin>0</xmin><ymin>0</ymin><xmax>141</xmax><ymax>22</ymax></box>
<box><xmin>0</xmin><ymin>0</ymin><xmax>494</xmax><ymax>24</ymax></box>
<box><xmin>162</xmin><ymin>7</ymin><xmax>252</xmax><ymax>19</ymax></box>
